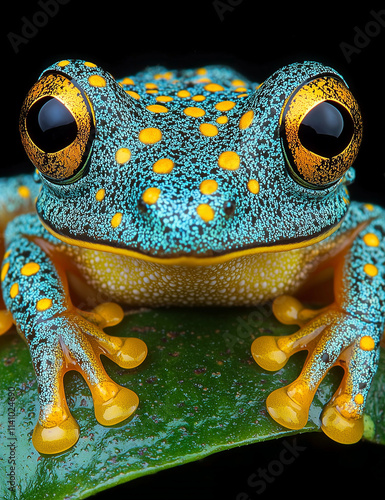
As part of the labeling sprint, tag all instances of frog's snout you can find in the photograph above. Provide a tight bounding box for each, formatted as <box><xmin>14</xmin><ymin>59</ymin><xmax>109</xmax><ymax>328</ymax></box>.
<box><xmin>136</xmin><ymin>182</ymin><xmax>237</xmax><ymax>228</ymax></box>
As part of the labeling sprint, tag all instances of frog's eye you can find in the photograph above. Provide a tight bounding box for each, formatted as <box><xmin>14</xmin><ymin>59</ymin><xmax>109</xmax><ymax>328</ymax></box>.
<box><xmin>280</xmin><ymin>75</ymin><xmax>362</xmax><ymax>189</ymax></box>
<box><xmin>19</xmin><ymin>72</ymin><xmax>95</xmax><ymax>184</ymax></box>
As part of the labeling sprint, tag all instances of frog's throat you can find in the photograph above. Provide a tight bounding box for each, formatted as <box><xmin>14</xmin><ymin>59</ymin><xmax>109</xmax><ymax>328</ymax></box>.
<box><xmin>40</xmin><ymin>219</ymin><xmax>343</xmax><ymax>267</ymax></box>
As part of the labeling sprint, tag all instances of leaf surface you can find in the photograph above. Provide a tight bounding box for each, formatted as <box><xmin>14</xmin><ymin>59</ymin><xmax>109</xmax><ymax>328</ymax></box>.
<box><xmin>0</xmin><ymin>307</ymin><xmax>383</xmax><ymax>499</ymax></box>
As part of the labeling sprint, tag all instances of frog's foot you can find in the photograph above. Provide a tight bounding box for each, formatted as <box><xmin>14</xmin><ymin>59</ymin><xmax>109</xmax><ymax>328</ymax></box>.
<box><xmin>32</xmin><ymin>305</ymin><xmax>147</xmax><ymax>454</ymax></box>
<box><xmin>251</xmin><ymin>295</ymin><xmax>381</xmax><ymax>444</ymax></box>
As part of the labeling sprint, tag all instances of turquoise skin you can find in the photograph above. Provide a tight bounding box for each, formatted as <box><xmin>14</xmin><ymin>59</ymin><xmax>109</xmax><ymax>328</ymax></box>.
<box><xmin>0</xmin><ymin>59</ymin><xmax>383</xmax><ymax>454</ymax></box>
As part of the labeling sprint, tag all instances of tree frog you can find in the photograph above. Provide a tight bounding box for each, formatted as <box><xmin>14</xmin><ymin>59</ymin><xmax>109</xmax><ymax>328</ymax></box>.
<box><xmin>1</xmin><ymin>59</ymin><xmax>383</xmax><ymax>455</ymax></box>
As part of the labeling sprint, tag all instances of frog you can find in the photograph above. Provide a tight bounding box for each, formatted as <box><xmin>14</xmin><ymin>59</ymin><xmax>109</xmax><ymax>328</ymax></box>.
<box><xmin>1</xmin><ymin>58</ymin><xmax>384</xmax><ymax>455</ymax></box>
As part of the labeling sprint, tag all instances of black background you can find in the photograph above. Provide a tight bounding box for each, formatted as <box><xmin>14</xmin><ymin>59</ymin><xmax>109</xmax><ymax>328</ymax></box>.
<box><xmin>2</xmin><ymin>1</ymin><xmax>385</xmax><ymax>499</ymax></box>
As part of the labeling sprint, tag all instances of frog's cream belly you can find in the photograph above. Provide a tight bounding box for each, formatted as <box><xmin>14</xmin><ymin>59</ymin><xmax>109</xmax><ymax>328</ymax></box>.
<box><xmin>72</xmin><ymin>246</ymin><xmax>313</xmax><ymax>307</ymax></box>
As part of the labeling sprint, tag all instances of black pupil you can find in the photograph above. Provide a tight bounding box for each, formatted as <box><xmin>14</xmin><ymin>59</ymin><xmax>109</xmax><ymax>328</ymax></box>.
<box><xmin>26</xmin><ymin>96</ymin><xmax>77</xmax><ymax>153</ymax></box>
<box><xmin>298</xmin><ymin>100</ymin><xmax>354</xmax><ymax>158</ymax></box>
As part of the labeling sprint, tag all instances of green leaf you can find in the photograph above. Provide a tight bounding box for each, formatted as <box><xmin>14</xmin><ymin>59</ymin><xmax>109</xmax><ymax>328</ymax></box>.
<box><xmin>1</xmin><ymin>306</ymin><xmax>384</xmax><ymax>499</ymax></box>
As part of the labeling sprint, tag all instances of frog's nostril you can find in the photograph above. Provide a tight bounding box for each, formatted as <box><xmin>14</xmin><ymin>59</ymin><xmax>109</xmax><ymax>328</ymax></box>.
<box><xmin>137</xmin><ymin>198</ymin><xmax>148</xmax><ymax>213</ymax></box>
<box><xmin>223</xmin><ymin>200</ymin><xmax>236</xmax><ymax>217</ymax></box>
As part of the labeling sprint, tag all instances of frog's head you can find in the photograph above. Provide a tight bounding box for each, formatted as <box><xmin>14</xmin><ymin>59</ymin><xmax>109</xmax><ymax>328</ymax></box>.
<box><xmin>19</xmin><ymin>59</ymin><xmax>362</xmax><ymax>265</ymax></box>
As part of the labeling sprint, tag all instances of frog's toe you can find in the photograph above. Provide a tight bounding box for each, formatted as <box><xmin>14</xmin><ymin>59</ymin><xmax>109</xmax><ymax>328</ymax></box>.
<box><xmin>272</xmin><ymin>294</ymin><xmax>327</xmax><ymax>326</ymax></box>
<box><xmin>32</xmin><ymin>413</ymin><xmax>80</xmax><ymax>455</ymax></box>
<box><xmin>251</xmin><ymin>335</ymin><xmax>290</xmax><ymax>371</ymax></box>
<box><xmin>31</xmin><ymin>340</ymin><xmax>81</xmax><ymax>454</ymax></box>
<box><xmin>61</xmin><ymin>316</ymin><xmax>142</xmax><ymax>426</ymax></box>
<box><xmin>251</xmin><ymin>307</ymin><xmax>333</xmax><ymax>372</ymax></box>
<box><xmin>252</xmin><ymin>313</ymin><xmax>329</xmax><ymax>428</ymax></box>
<box><xmin>266</xmin><ymin>383</ymin><xmax>310</xmax><ymax>430</ymax></box>
<box><xmin>320</xmin><ymin>333</ymin><xmax>380</xmax><ymax>444</ymax></box>
<box><xmin>75</xmin><ymin>308</ymin><xmax>148</xmax><ymax>370</ymax></box>
<box><xmin>88</xmin><ymin>302</ymin><xmax>125</xmax><ymax>328</ymax></box>
<box><xmin>321</xmin><ymin>402</ymin><xmax>364</xmax><ymax>444</ymax></box>
<box><xmin>111</xmin><ymin>337</ymin><xmax>148</xmax><ymax>369</ymax></box>
<box><xmin>91</xmin><ymin>381</ymin><xmax>139</xmax><ymax>425</ymax></box>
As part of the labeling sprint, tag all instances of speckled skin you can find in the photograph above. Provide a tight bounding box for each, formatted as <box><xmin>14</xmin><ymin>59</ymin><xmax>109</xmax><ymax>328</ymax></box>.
<box><xmin>1</xmin><ymin>60</ymin><xmax>384</xmax><ymax>453</ymax></box>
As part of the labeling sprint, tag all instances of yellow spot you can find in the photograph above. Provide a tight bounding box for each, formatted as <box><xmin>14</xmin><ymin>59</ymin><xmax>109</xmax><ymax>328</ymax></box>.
<box><xmin>199</xmin><ymin>123</ymin><xmax>218</xmax><ymax>137</ymax></box>
<box><xmin>21</xmin><ymin>262</ymin><xmax>40</xmax><ymax>276</ymax></box>
<box><xmin>196</xmin><ymin>68</ymin><xmax>207</xmax><ymax>75</ymax></box>
<box><xmin>192</xmin><ymin>95</ymin><xmax>206</xmax><ymax>102</ymax></box>
<box><xmin>215</xmin><ymin>100</ymin><xmax>235</xmax><ymax>111</ymax></box>
<box><xmin>360</xmin><ymin>335</ymin><xmax>375</xmax><ymax>351</ymax></box>
<box><xmin>237</xmin><ymin>93</ymin><xmax>248</xmax><ymax>98</ymax></box>
<box><xmin>204</xmin><ymin>83</ymin><xmax>224</xmax><ymax>92</ymax></box>
<box><xmin>1</xmin><ymin>262</ymin><xmax>9</xmax><ymax>282</ymax></box>
<box><xmin>218</xmin><ymin>151</ymin><xmax>240</xmax><ymax>170</ymax></box>
<box><xmin>231</xmin><ymin>79</ymin><xmax>246</xmax><ymax>86</ymax></box>
<box><xmin>200</xmin><ymin>179</ymin><xmax>218</xmax><ymax>195</ymax></box>
<box><xmin>142</xmin><ymin>187</ymin><xmax>161</xmax><ymax>205</ymax></box>
<box><xmin>146</xmin><ymin>104</ymin><xmax>168</xmax><ymax>113</ymax></box>
<box><xmin>196</xmin><ymin>77</ymin><xmax>211</xmax><ymax>83</ymax></box>
<box><xmin>36</xmin><ymin>298</ymin><xmax>53</xmax><ymax>311</ymax></box>
<box><xmin>139</xmin><ymin>128</ymin><xmax>162</xmax><ymax>144</ymax></box>
<box><xmin>156</xmin><ymin>95</ymin><xmax>173</xmax><ymax>102</ymax></box>
<box><xmin>126</xmin><ymin>90</ymin><xmax>140</xmax><ymax>100</ymax></box>
<box><xmin>354</xmin><ymin>394</ymin><xmax>364</xmax><ymax>405</ymax></box>
<box><xmin>197</xmin><ymin>204</ymin><xmax>215</xmax><ymax>222</ymax></box>
<box><xmin>153</xmin><ymin>158</ymin><xmax>174</xmax><ymax>174</ymax></box>
<box><xmin>115</xmin><ymin>148</ymin><xmax>131</xmax><ymax>164</ymax></box>
<box><xmin>88</xmin><ymin>75</ymin><xmax>106</xmax><ymax>87</ymax></box>
<box><xmin>239</xmin><ymin>110</ymin><xmax>255</xmax><ymax>130</ymax></box>
<box><xmin>111</xmin><ymin>213</ymin><xmax>122</xmax><ymax>228</ymax></box>
<box><xmin>146</xmin><ymin>89</ymin><xmax>158</xmax><ymax>94</ymax></box>
<box><xmin>10</xmin><ymin>283</ymin><xmax>19</xmax><ymax>298</ymax></box>
<box><xmin>364</xmin><ymin>203</ymin><xmax>374</xmax><ymax>211</ymax></box>
<box><xmin>4</xmin><ymin>250</ymin><xmax>11</xmax><ymax>259</ymax></box>
<box><xmin>95</xmin><ymin>188</ymin><xmax>105</xmax><ymax>201</ymax></box>
<box><xmin>234</xmin><ymin>86</ymin><xmax>248</xmax><ymax>93</ymax></box>
<box><xmin>84</xmin><ymin>61</ymin><xmax>97</xmax><ymax>68</ymax></box>
<box><xmin>57</xmin><ymin>60</ymin><xmax>70</xmax><ymax>67</ymax></box>
<box><xmin>363</xmin><ymin>233</ymin><xmax>380</xmax><ymax>247</ymax></box>
<box><xmin>247</xmin><ymin>179</ymin><xmax>260</xmax><ymax>194</ymax></box>
<box><xmin>364</xmin><ymin>263</ymin><xmax>378</xmax><ymax>277</ymax></box>
<box><xmin>216</xmin><ymin>116</ymin><xmax>228</xmax><ymax>124</ymax></box>
<box><xmin>145</xmin><ymin>83</ymin><xmax>158</xmax><ymax>90</ymax></box>
<box><xmin>178</xmin><ymin>90</ymin><xmax>191</xmax><ymax>98</ymax></box>
<box><xmin>184</xmin><ymin>107</ymin><xmax>205</xmax><ymax>117</ymax></box>
<box><xmin>164</xmin><ymin>72</ymin><xmax>173</xmax><ymax>80</ymax></box>
<box><xmin>121</xmin><ymin>77</ymin><xmax>134</xmax><ymax>85</ymax></box>
<box><xmin>17</xmin><ymin>185</ymin><xmax>30</xmax><ymax>198</ymax></box>
<box><xmin>343</xmin><ymin>196</ymin><xmax>350</xmax><ymax>205</ymax></box>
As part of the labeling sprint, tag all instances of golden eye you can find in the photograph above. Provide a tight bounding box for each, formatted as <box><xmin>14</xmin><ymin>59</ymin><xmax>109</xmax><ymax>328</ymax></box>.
<box><xmin>280</xmin><ymin>75</ymin><xmax>362</xmax><ymax>189</ymax></box>
<box><xmin>19</xmin><ymin>72</ymin><xmax>95</xmax><ymax>183</ymax></box>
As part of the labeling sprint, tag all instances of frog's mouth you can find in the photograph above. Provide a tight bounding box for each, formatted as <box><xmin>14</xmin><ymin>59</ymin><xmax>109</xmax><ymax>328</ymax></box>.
<box><xmin>40</xmin><ymin>218</ymin><xmax>342</xmax><ymax>267</ymax></box>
